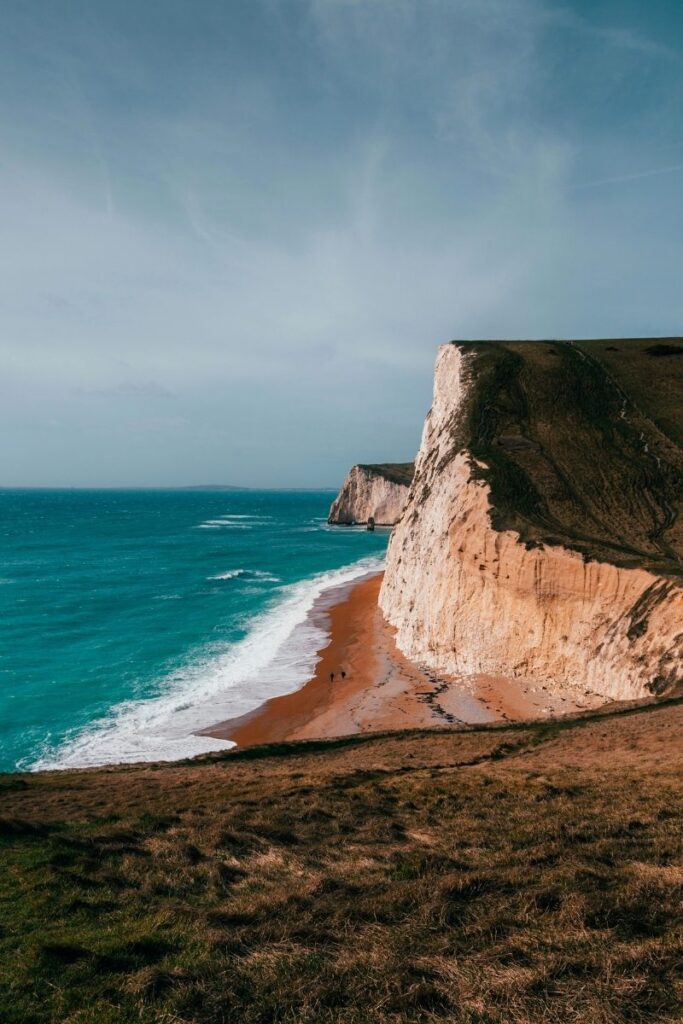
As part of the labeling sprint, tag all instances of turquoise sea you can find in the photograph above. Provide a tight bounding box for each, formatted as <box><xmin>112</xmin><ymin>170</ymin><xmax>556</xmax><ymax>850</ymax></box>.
<box><xmin>0</xmin><ymin>490</ymin><xmax>388</xmax><ymax>772</ymax></box>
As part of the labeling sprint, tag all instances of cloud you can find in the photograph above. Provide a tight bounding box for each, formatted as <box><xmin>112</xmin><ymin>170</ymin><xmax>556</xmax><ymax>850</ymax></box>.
<box><xmin>0</xmin><ymin>0</ymin><xmax>681</xmax><ymax>485</ymax></box>
<box><xmin>74</xmin><ymin>381</ymin><xmax>177</xmax><ymax>400</ymax></box>
<box><xmin>572</xmin><ymin>162</ymin><xmax>683</xmax><ymax>190</ymax></box>
<box><xmin>545</xmin><ymin>5</ymin><xmax>680</xmax><ymax>59</ymax></box>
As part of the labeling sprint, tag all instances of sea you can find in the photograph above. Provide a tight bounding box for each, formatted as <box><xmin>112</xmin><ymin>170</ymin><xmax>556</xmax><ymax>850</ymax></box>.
<box><xmin>0</xmin><ymin>489</ymin><xmax>389</xmax><ymax>773</ymax></box>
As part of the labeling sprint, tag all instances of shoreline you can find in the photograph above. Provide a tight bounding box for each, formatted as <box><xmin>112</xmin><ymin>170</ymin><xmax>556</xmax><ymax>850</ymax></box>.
<box><xmin>201</xmin><ymin>572</ymin><xmax>599</xmax><ymax>748</ymax></box>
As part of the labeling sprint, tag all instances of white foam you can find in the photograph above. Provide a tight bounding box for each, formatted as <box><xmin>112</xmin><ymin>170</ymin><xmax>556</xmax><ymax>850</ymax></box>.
<box><xmin>207</xmin><ymin>569</ymin><xmax>281</xmax><ymax>582</ymax></box>
<box><xmin>197</xmin><ymin>520</ymin><xmax>253</xmax><ymax>529</ymax></box>
<box><xmin>224</xmin><ymin>514</ymin><xmax>272</xmax><ymax>520</ymax></box>
<box><xmin>196</xmin><ymin>513</ymin><xmax>273</xmax><ymax>530</ymax></box>
<box><xmin>31</xmin><ymin>555</ymin><xmax>384</xmax><ymax>770</ymax></box>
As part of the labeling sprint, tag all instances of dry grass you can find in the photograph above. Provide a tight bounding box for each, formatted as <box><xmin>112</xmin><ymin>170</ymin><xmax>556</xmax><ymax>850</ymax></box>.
<box><xmin>1</xmin><ymin>700</ymin><xmax>682</xmax><ymax>1023</ymax></box>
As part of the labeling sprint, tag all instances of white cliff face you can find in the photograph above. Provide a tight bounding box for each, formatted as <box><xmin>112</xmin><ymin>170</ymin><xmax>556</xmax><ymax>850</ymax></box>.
<box><xmin>328</xmin><ymin>466</ymin><xmax>411</xmax><ymax>526</ymax></box>
<box><xmin>379</xmin><ymin>345</ymin><xmax>683</xmax><ymax>702</ymax></box>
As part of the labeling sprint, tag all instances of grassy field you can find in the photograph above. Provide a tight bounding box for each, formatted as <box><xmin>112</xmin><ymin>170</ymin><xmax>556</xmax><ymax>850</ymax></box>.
<box><xmin>454</xmin><ymin>339</ymin><xmax>683</xmax><ymax>575</ymax></box>
<box><xmin>1</xmin><ymin>699</ymin><xmax>682</xmax><ymax>1023</ymax></box>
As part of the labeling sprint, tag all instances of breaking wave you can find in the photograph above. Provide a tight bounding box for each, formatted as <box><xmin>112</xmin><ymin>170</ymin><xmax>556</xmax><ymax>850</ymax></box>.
<box><xmin>31</xmin><ymin>555</ymin><xmax>384</xmax><ymax>769</ymax></box>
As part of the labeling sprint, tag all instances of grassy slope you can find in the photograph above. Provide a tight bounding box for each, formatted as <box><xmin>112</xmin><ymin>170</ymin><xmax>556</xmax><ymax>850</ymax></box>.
<box><xmin>357</xmin><ymin>463</ymin><xmax>415</xmax><ymax>487</ymax></box>
<box><xmin>1</xmin><ymin>700</ymin><xmax>682</xmax><ymax>1023</ymax></box>
<box><xmin>455</xmin><ymin>339</ymin><xmax>683</xmax><ymax>575</ymax></box>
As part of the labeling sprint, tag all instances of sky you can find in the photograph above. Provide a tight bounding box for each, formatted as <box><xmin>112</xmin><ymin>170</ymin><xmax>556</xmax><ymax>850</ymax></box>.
<box><xmin>1</xmin><ymin>0</ymin><xmax>682</xmax><ymax>487</ymax></box>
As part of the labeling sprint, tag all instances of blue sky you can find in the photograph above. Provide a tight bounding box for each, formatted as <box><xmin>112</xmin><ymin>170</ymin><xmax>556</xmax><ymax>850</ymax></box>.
<box><xmin>2</xmin><ymin>0</ymin><xmax>682</xmax><ymax>486</ymax></box>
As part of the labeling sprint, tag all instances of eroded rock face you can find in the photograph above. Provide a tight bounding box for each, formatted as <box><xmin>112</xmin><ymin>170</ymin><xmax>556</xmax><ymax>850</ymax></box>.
<box><xmin>379</xmin><ymin>345</ymin><xmax>683</xmax><ymax>702</ymax></box>
<box><xmin>328</xmin><ymin>464</ymin><xmax>413</xmax><ymax>526</ymax></box>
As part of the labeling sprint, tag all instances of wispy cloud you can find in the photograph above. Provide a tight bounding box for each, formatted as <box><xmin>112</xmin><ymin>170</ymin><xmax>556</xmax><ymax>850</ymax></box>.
<box><xmin>74</xmin><ymin>381</ymin><xmax>177</xmax><ymax>400</ymax></box>
<box><xmin>0</xmin><ymin>0</ymin><xmax>681</xmax><ymax>485</ymax></box>
<box><xmin>544</xmin><ymin>5</ymin><xmax>680</xmax><ymax>59</ymax></box>
<box><xmin>572</xmin><ymin>162</ymin><xmax>683</xmax><ymax>190</ymax></box>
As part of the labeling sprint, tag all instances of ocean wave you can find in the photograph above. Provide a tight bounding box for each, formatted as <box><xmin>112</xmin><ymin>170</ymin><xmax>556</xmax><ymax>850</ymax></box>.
<box><xmin>30</xmin><ymin>555</ymin><xmax>384</xmax><ymax>770</ymax></box>
<box><xmin>224</xmin><ymin>514</ymin><xmax>272</xmax><ymax>520</ymax></box>
<box><xmin>297</xmin><ymin>523</ymin><xmax>367</xmax><ymax>533</ymax></box>
<box><xmin>207</xmin><ymin>569</ymin><xmax>281</xmax><ymax>582</ymax></box>
<box><xmin>196</xmin><ymin>513</ymin><xmax>273</xmax><ymax>530</ymax></box>
<box><xmin>197</xmin><ymin>521</ymin><xmax>253</xmax><ymax>529</ymax></box>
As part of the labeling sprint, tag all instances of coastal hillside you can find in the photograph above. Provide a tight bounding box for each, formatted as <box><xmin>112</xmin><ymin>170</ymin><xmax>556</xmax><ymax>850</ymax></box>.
<box><xmin>328</xmin><ymin>463</ymin><xmax>414</xmax><ymax>525</ymax></box>
<box><xmin>1</xmin><ymin>699</ymin><xmax>682</xmax><ymax>1023</ymax></box>
<box><xmin>380</xmin><ymin>340</ymin><xmax>683</xmax><ymax>703</ymax></box>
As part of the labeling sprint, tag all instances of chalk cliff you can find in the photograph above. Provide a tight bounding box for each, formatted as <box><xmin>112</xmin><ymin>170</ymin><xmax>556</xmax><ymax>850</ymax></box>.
<box><xmin>380</xmin><ymin>340</ymin><xmax>683</xmax><ymax>702</ymax></box>
<box><xmin>328</xmin><ymin>463</ymin><xmax>414</xmax><ymax>526</ymax></box>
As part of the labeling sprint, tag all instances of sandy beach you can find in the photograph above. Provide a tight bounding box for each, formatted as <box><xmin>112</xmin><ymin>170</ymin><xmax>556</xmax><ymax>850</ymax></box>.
<box><xmin>202</xmin><ymin>572</ymin><xmax>600</xmax><ymax>748</ymax></box>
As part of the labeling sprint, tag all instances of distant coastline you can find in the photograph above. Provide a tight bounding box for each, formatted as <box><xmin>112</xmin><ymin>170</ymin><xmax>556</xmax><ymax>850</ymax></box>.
<box><xmin>0</xmin><ymin>484</ymin><xmax>340</xmax><ymax>492</ymax></box>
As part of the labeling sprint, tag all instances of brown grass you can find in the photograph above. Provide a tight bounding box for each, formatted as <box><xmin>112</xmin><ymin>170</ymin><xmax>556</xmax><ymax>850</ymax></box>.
<box><xmin>1</xmin><ymin>700</ymin><xmax>682</xmax><ymax>1023</ymax></box>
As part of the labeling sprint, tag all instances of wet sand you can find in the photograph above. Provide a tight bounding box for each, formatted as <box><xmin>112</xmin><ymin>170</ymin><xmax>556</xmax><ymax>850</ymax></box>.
<box><xmin>202</xmin><ymin>572</ymin><xmax>599</xmax><ymax>748</ymax></box>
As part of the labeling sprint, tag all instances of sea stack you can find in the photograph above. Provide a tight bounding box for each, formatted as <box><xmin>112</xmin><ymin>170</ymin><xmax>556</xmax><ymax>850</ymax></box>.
<box><xmin>380</xmin><ymin>340</ymin><xmax>683</xmax><ymax>704</ymax></box>
<box><xmin>328</xmin><ymin>463</ymin><xmax>414</xmax><ymax>526</ymax></box>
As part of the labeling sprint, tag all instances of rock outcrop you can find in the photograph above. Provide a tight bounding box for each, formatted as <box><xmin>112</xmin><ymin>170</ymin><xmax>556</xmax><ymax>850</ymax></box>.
<box><xmin>380</xmin><ymin>340</ymin><xmax>683</xmax><ymax>703</ymax></box>
<box><xmin>328</xmin><ymin>463</ymin><xmax>414</xmax><ymax>526</ymax></box>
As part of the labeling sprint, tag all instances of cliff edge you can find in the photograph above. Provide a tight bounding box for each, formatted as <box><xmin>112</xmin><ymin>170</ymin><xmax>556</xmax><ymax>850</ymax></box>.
<box><xmin>328</xmin><ymin>463</ymin><xmax>414</xmax><ymax>526</ymax></box>
<box><xmin>380</xmin><ymin>340</ymin><xmax>683</xmax><ymax>703</ymax></box>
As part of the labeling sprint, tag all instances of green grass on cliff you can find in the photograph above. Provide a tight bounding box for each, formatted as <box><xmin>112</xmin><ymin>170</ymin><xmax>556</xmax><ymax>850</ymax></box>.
<box><xmin>1</xmin><ymin>700</ymin><xmax>682</xmax><ymax>1024</ymax></box>
<box><xmin>451</xmin><ymin>339</ymin><xmax>683</xmax><ymax>576</ymax></box>
<box><xmin>357</xmin><ymin>463</ymin><xmax>415</xmax><ymax>487</ymax></box>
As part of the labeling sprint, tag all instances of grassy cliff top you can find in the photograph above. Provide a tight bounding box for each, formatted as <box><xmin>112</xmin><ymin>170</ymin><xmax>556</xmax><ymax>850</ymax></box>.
<box><xmin>356</xmin><ymin>462</ymin><xmax>415</xmax><ymax>487</ymax></box>
<box><xmin>451</xmin><ymin>339</ymin><xmax>683</xmax><ymax>575</ymax></box>
<box><xmin>1</xmin><ymin>698</ymin><xmax>682</xmax><ymax>1023</ymax></box>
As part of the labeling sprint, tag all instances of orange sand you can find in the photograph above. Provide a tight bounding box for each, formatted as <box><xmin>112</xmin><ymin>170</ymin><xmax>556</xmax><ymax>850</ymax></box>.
<box><xmin>202</xmin><ymin>572</ymin><xmax>598</xmax><ymax>748</ymax></box>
